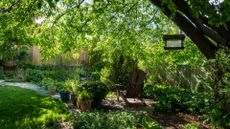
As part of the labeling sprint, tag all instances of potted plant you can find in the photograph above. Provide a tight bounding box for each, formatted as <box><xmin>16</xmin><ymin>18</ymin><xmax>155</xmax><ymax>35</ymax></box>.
<box><xmin>45</xmin><ymin>78</ymin><xmax>56</xmax><ymax>95</ymax></box>
<box><xmin>77</xmin><ymin>90</ymin><xmax>93</xmax><ymax>111</ymax></box>
<box><xmin>81</xmin><ymin>81</ymin><xmax>109</xmax><ymax>108</ymax></box>
<box><xmin>0</xmin><ymin>46</ymin><xmax>28</xmax><ymax>69</ymax></box>
<box><xmin>48</xmin><ymin>86</ymin><xmax>56</xmax><ymax>95</ymax></box>
<box><xmin>1</xmin><ymin>51</ymin><xmax>17</xmax><ymax>69</ymax></box>
<box><xmin>58</xmin><ymin>81</ymin><xmax>71</xmax><ymax>102</ymax></box>
<box><xmin>68</xmin><ymin>80</ymin><xmax>80</xmax><ymax>107</ymax></box>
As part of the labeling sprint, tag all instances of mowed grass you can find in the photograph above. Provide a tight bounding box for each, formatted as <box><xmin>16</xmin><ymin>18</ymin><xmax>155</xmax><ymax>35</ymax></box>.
<box><xmin>0</xmin><ymin>86</ymin><xmax>70</xmax><ymax>129</ymax></box>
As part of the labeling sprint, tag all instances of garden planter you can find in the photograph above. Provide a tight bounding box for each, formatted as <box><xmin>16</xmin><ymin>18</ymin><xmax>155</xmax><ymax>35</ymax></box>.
<box><xmin>3</xmin><ymin>60</ymin><xmax>16</xmax><ymax>69</ymax></box>
<box><xmin>59</xmin><ymin>91</ymin><xmax>70</xmax><ymax>102</ymax></box>
<box><xmin>48</xmin><ymin>86</ymin><xmax>56</xmax><ymax>95</ymax></box>
<box><xmin>78</xmin><ymin>100</ymin><xmax>92</xmax><ymax>112</ymax></box>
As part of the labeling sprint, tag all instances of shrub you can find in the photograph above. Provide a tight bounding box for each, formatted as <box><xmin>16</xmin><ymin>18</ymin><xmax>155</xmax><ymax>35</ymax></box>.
<box><xmin>25</xmin><ymin>69</ymin><xmax>44</xmax><ymax>83</ymax></box>
<box><xmin>2</xmin><ymin>70</ymin><xmax>15</xmax><ymax>80</ymax></box>
<box><xmin>143</xmin><ymin>85</ymin><xmax>208</xmax><ymax>113</ymax></box>
<box><xmin>40</xmin><ymin>78</ymin><xmax>56</xmax><ymax>89</ymax></box>
<box><xmin>13</xmin><ymin>69</ymin><xmax>26</xmax><ymax>82</ymax></box>
<box><xmin>46</xmin><ymin>70</ymin><xmax>70</xmax><ymax>81</ymax></box>
<box><xmin>18</xmin><ymin>63</ymin><xmax>37</xmax><ymax>69</ymax></box>
<box><xmin>37</xmin><ymin>64</ymin><xmax>58</xmax><ymax>71</ymax></box>
<box><xmin>45</xmin><ymin>68</ymin><xmax>81</xmax><ymax>81</ymax></box>
<box><xmin>142</xmin><ymin>85</ymin><xmax>230</xmax><ymax>128</ymax></box>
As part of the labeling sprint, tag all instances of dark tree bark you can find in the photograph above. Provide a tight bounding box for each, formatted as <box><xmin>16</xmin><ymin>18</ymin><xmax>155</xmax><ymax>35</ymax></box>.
<box><xmin>150</xmin><ymin>0</ymin><xmax>230</xmax><ymax>59</ymax></box>
<box><xmin>0</xmin><ymin>0</ymin><xmax>19</xmax><ymax>13</ymax></box>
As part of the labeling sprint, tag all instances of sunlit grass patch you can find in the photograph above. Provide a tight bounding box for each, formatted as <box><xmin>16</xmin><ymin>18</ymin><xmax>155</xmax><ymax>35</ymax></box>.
<box><xmin>0</xmin><ymin>86</ymin><xmax>70</xmax><ymax>129</ymax></box>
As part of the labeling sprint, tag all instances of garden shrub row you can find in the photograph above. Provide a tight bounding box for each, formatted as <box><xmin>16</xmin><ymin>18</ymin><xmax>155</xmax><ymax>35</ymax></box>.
<box><xmin>143</xmin><ymin>85</ymin><xmax>209</xmax><ymax>113</ymax></box>
<box><xmin>142</xmin><ymin>85</ymin><xmax>230</xmax><ymax>128</ymax></box>
<box><xmin>0</xmin><ymin>65</ymin><xmax>86</xmax><ymax>85</ymax></box>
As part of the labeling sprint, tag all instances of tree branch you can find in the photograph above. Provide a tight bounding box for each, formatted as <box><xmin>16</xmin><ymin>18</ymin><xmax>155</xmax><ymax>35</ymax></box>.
<box><xmin>172</xmin><ymin>0</ymin><xmax>227</xmax><ymax>46</ymax></box>
<box><xmin>150</xmin><ymin>0</ymin><xmax>218</xmax><ymax>59</ymax></box>
<box><xmin>0</xmin><ymin>0</ymin><xmax>19</xmax><ymax>13</ymax></box>
<box><xmin>77</xmin><ymin>0</ymin><xmax>85</xmax><ymax>8</ymax></box>
<box><xmin>200</xmin><ymin>16</ymin><xmax>229</xmax><ymax>38</ymax></box>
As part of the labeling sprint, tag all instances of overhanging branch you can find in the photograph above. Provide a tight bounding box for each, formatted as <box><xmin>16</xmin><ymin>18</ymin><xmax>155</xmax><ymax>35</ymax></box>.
<box><xmin>172</xmin><ymin>0</ymin><xmax>227</xmax><ymax>46</ymax></box>
<box><xmin>150</xmin><ymin>0</ymin><xmax>218</xmax><ymax>59</ymax></box>
<box><xmin>0</xmin><ymin>0</ymin><xmax>19</xmax><ymax>13</ymax></box>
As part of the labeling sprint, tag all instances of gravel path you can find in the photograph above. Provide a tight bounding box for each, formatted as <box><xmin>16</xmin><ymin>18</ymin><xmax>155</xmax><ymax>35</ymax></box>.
<box><xmin>0</xmin><ymin>80</ymin><xmax>60</xmax><ymax>99</ymax></box>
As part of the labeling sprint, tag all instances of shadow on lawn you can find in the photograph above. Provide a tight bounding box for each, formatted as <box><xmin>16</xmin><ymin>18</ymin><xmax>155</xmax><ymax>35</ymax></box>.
<box><xmin>0</xmin><ymin>86</ymin><xmax>69</xmax><ymax>129</ymax></box>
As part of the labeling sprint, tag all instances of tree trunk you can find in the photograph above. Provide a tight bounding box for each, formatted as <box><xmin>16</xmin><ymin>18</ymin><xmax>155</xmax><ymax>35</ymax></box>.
<box><xmin>150</xmin><ymin>0</ymin><xmax>218</xmax><ymax>59</ymax></box>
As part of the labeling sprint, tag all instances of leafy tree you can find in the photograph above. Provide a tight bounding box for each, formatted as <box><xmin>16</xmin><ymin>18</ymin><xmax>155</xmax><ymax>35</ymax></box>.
<box><xmin>1</xmin><ymin>0</ymin><xmax>207</xmax><ymax>85</ymax></box>
<box><xmin>0</xmin><ymin>0</ymin><xmax>59</xmax><ymax>60</ymax></box>
<box><xmin>1</xmin><ymin>0</ymin><xmax>230</xmax><ymax>59</ymax></box>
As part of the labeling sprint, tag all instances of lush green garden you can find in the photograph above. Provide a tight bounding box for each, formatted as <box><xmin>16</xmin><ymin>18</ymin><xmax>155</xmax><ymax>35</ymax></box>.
<box><xmin>0</xmin><ymin>63</ymin><xmax>229</xmax><ymax>128</ymax></box>
<box><xmin>1</xmin><ymin>0</ymin><xmax>230</xmax><ymax>129</ymax></box>
<box><xmin>0</xmin><ymin>85</ymin><xmax>161</xmax><ymax>129</ymax></box>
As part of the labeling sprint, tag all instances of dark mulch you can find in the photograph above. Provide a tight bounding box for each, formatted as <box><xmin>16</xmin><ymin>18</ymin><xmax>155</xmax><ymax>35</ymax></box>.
<box><xmin>152</xmin><ymin>113</ymin><xmax>212</xmax><ymax>129</ymax></box>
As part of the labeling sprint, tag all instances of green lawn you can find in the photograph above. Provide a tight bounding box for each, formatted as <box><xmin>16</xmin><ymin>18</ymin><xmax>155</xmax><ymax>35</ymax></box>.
<box><xmin>0</xmin><ymin>86</ymin><xmax>70</xmax><ymax>129</ymax></box>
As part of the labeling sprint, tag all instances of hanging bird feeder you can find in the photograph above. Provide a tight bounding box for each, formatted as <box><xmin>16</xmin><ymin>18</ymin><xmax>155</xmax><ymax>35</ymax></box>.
<box><xmin>163</xmin><ymin>34</ymin><xmax>185</xmax><ymax>50</ymax></box>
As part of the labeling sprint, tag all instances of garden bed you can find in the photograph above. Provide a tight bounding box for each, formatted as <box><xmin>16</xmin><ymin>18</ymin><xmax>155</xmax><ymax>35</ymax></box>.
<box><xmin>0</xmin><ymin>85</ymin><xmax>217</xmax><ymax>129</ymax></box>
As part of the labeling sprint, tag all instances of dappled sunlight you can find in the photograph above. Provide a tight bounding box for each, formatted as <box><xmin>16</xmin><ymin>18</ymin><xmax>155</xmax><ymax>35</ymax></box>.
<box><xmin>36</xmin><ymin>109</ymin><xmax>69</xmax><ymax>125</ymax></box>
<box><xmin>0</xmin><ymin>86</ymin><xmax>70</xmax><ymax>128</ymax></box>
<box><xmin>0</xmin><ymin>0</ymin><xmax>230</xmax><ymax>128</ymax></box>
<box><xmin>39</xmin><ymin>97</ymin><xmax>59</xmax><ymax>106</ymax></box>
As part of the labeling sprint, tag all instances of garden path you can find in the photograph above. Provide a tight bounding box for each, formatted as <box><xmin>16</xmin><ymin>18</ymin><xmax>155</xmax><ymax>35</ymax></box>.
<box><xmin>0</xmin><ymin>80</ymin><xmax>60</xmax><ymax>99</ymax></box>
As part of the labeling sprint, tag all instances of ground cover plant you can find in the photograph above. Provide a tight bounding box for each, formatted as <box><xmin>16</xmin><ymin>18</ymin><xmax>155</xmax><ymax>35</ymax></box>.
<box><xmin>0</xmin><ymin>86</ymin><xmax>70</xmax><ymax>129</ymax></box>
<box><xmin>73</xmin><ymin>111</ymin><xmax>161</xmax><ymax>129</ymax></box>
<box><xmin>142</xmin><ymin>85</ymin><xmax>230</xmax><ymax>128</ymax></box>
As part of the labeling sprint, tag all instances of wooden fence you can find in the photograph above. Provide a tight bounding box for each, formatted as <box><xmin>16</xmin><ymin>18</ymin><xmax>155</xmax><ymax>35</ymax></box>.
<box><xmin>28</xmin><ymin>46</ymin><xmax>89</xmax><ymax>65</ymax></box>
<box><xmin>153</xmin><ymin>64</ymin><xmax>208</xmax><ymax>89</ymax></box>
<box><xmin>28</xmin><ymin>46</ymin><xmax>207</xmax><ymax>88</ymax></box>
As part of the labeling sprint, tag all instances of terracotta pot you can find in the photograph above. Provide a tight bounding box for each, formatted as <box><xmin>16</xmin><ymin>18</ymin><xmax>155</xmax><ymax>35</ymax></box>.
<box><xmin>3</xmin><ymin>60</ymin><xmax>16</xmax><ymax>69</ymax></box>
<box><xmin>78</xmin><ymin>100</ymin><xmax>92</xmax><ymax>112</ymax></box>
<box><xmin>48</xmin><ymin>86</ymin><xmax>56</xmax><ymax>95</ymax></box>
